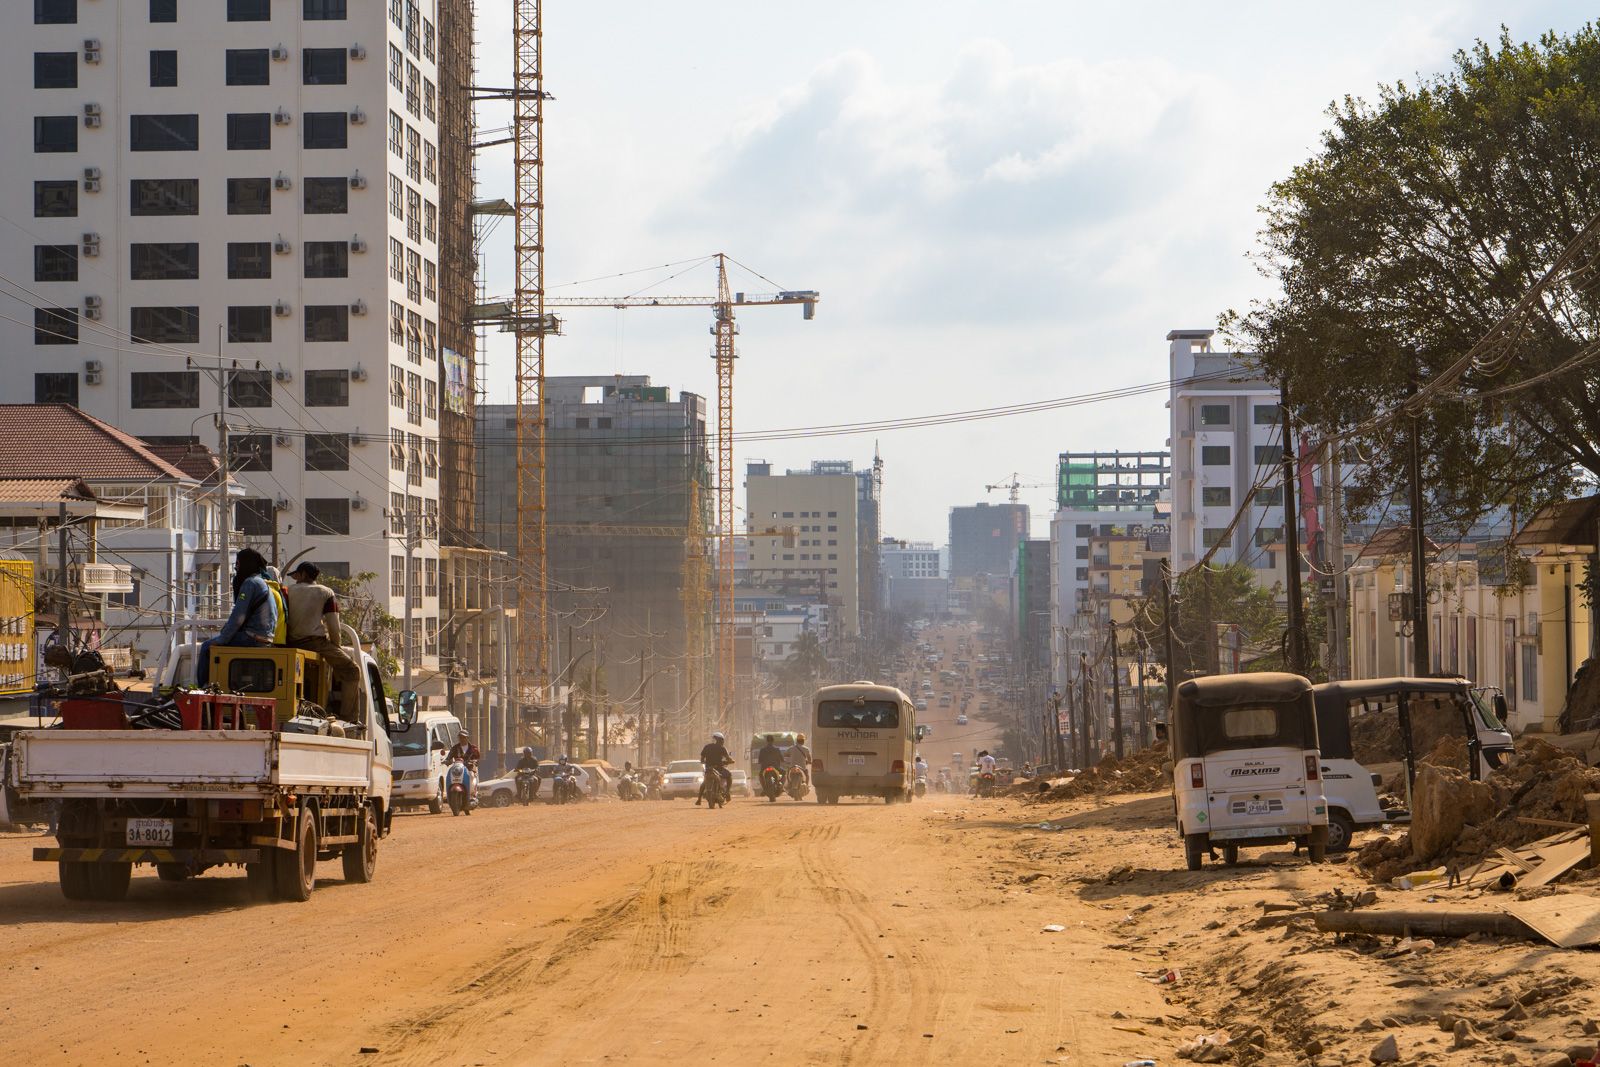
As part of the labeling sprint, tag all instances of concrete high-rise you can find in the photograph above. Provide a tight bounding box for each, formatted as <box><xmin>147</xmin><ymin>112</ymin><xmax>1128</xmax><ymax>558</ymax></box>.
<box><xmin>949</xmin><ymin>502</ymin><xmax>1029</xmax><ymax>579</ymax></box>
<box><xmin>744</xmin><ymin>462</ymin><xmax>861</xmax><ymax>637</ymax></box>
<box><xmin>1</xmin><ymin>0</ymin><xmax>476</xmax><ymax>668</ymax></box>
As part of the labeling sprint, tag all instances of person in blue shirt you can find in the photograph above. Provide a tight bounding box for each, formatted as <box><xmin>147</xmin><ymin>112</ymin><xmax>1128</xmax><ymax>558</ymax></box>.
<box><xmin>196</xmin><ymin>548</ymin><xmax>279</xmax><ymax>687</ymax></box>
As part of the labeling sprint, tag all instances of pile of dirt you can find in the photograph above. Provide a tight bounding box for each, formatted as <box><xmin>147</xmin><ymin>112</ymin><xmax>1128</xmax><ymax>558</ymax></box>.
<box><xmin>1358</xmin><ymin>735</ymin><xmax>1600</xmax><ymax>883</ymax></box>
<box><xmin>1021</xmin><ymin>742</ymin><xmax>1170</xmax><ymax>802</ymax></box>
<box><xmin>1351</xmin><ymin>699</ymin><xmax>1475</xmax><ymax>771</ymax></box>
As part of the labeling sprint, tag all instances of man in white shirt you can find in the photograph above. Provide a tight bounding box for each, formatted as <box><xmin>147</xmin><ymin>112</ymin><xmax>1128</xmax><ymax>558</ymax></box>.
<box><xmin>913</xmin><ymin>754</ymin><xmax>929</xmax><ymax>778</ymax></box>
<box><xmin>283</xmin><ymin>562</ymin><xmax>362</xmax><ymax>720</ymax></box>
<box><xmin>977</xmin><ymin>750</ymin><xmax>998</xmax><ymax>776</ymax></box>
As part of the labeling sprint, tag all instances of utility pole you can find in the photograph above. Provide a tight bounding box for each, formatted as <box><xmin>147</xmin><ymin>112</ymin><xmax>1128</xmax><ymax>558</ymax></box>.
<box><xmin>1135</xmin><ymin>643</ymin><xmax>1149</xmax><ymax>748</ymax></box>
<box><xmin>1109</xmin><ymin>622</ymin><xmax>1124</xmax><ymax>760</ymax></box>
<box><xmin>1279</xmin><ymin>382</ymin><xmax>1309</xmax><ymax>676</ymax></box>
<box><xmin>56</xmin><ymin>502</ymin><xmax>71</xmax><ymax>655</ymax></box>
<box><xmin>396</xmin><ymin>500</ymin><xmax>418</xmax><ymax>694</ymax></box>
<box><xmin>1079</xmin><ymin>650</ymin><xmax>1092</xmax><ymax>767</ymax></box>
<box><xmin>211</xmin><ymin>341</ymin><xmax>232</xmax><ymax>615</ymax></box>
<box><xmin>1161</xmin><ymin>558</ymin><xmax>1178</xmax><ymax>718</ymax></box>
<box><xmin>1407</xmin><ymin>383</ymin><xmax>1431</xmax><ymax>676</ymax></box>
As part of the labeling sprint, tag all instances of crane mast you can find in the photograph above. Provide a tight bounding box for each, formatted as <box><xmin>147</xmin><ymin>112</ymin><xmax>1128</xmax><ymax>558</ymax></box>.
<box><xmin>512</xmin><ymin>0</ymin><xmax>549</xmax><ymax>701</ymax></box>
<box><xmin>712</xmin><ymin>255</ymin><xmax>737</xmax><ymax>728</ymax></box>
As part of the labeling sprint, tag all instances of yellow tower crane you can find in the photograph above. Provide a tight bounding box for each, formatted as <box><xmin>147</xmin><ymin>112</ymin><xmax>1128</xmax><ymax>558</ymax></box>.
<box><xmin>545</xmin><ymin>257</ymin><xmax>817</xmax><ymax>729</ymax></box>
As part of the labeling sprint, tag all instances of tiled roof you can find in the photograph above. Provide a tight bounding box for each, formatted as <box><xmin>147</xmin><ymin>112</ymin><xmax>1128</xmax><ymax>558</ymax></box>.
<box><xmin>0</xmin><ymin>405</ymin><xmax>193</xmax><ymax>482</ymax></box>
<box><xmin>143</xmin><ymin>441</ymin><xmax>224</xmax><ymax>483</ymax></box>
<box><xmin>0</xmin><ymin>478</ymin><xmax>95</xmax><ymax>503</ymax></box>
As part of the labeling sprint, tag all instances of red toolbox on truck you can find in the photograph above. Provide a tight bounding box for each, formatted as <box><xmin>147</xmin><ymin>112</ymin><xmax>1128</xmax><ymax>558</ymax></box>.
<box><xmin>175</xmin><ymin>693</ymin><xmax>276</xmax><ymax>730</ymax></box>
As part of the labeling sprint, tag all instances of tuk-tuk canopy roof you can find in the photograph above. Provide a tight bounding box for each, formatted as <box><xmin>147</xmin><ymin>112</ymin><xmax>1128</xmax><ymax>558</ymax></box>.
<box><xmin>1314</xmin><ymin>677</ymin><xmax>1471</xmax><ymax>700</ymax></box>
<box><xmin>1311</xmin><ymin>677</ymin><xmax>1473</xmax><ymax>762</ymax></box>
<box><xmin>1176</xmin><ymin>672</ymin><xmax>1312</xmax><ymax>708</ymax></box>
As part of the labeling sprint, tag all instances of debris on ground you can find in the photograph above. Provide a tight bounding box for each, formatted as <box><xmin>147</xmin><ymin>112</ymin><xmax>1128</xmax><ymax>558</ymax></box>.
<box><xmin>1014</xmin><ymin>742</ymin><xmax>1170</xmax><ymax>801</ymax></box>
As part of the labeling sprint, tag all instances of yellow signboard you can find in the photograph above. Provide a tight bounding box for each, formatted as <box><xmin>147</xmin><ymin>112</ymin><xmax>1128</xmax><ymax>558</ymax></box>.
<box><xmin>0</xmin><ymin>560</ymin><xmax>36</xmax><ymax>696</ymax></box>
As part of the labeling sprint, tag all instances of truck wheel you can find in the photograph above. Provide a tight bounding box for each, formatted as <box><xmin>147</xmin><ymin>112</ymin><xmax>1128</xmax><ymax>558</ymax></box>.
<box><xmin>1307</xmin><ymin>825</ymin><xmax>1329</xmax><ymax>864</ymax></box>
<box><xmin>1184</xmin><ymin>833</ymin><xmax>1207</xmax><ymax>871</ymax></box>
<box><xmin>1326</xmin><ymin>810</ymin><xmax>1356</xmax><ymax>854</ymax></box>
<box><xmin>59</xmin><ymin>861</ymin><xmax>94</xmax><ymax>900</ymax></box>
<box><xmin>156</xmin><ymin>863</ymin><xmax>190</xmax><ymax>882</ymax></box>
<box><xmin>90</xmin><ymin>862</ymin><xmax>132</xmax><ymax>901</ymax></box>
<box><xmin>274</xmin><ymin>809</ymin><xmax>318</xmax><ymax>902</ymax></box>
<box><xmin>341</xmin><ymin>804</ymin><xmax>378</xmax><ymax>884</ymax></box>
<box><xmin>815</xmin><ymin>789</ymin><xmax>830</xmax><ymax>805</ymax></box>
<box><xmin>429</xmin><ymin>782</ymin><xmax>444</xmax><ymax>815</ymax></box>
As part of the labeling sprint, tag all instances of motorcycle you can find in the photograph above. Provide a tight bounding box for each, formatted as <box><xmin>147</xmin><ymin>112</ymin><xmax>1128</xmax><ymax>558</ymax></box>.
<box><xmin>913</xmin><ymin>774</ymin><xmax>928</xmax><ymax>798</ymax></box>
<box><xmin>760</xmin><ymin>765</ymin><xmax>783</xmax><ymax>802</ymax></box>
<box><xmin>515</xmin><ymin>767</ymin><xmax>539</xmax><ymax>806</ymax></box>
<box><xmin>552</xmin><ymin>769</ymin><xmax>583</xmax><ymax>805</ymax></box>
<box><xmin>784</xmin><ymin>765</ymin><xmax>810</xmax><ymax>801</ymax></box>
<box><xmin>644</xmin><ymin>770</ymin><xmax>664</xmax><ymax>801</ymax></box>
<box><xmin>975</xmin><ymin>771</ymin><xmax>996</xmax><ymax>798</ymax></box>
<box><xmin>703</xmin><ymin>767</ymin><xmax>730</xmax><ymax>810</ymax></box>
<box><xmin>617</xmin><ymin>772</ymin><xmax>644</xmax><ymax>801</ymax></box>
<box><xmin>446</xmin><ymin>758</ymin><xmax>477</xmax><ymax>815</ymax></box>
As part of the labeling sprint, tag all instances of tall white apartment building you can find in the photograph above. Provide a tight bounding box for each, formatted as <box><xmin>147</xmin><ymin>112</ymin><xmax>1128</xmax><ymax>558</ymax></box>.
<box><xmin>3</xmin><ymin>0</ymin><xmax>451</xmax><ymax>662</ymax></box>
<box><xmin>1167</xmin><ymin>329</ymin><xmax>1285</xmax><ymax>586</ymax></box>
<box><xmin>744</xmin><ymin>462</ymin><xmax>861</xmax><ymax>637</ymax></box>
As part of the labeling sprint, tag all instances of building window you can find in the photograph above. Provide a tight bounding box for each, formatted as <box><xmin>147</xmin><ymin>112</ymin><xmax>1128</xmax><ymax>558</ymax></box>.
<box><xmin>149</xmin><ymin>49</ymin><xmax>178</xmax><ymax>87</ymax></box>
<box><xmin>1256</xmin><ymin>485</ymin><xmax>1284</xmax><ymax>507</ymax></box>
<box><xmin>422</xmin><ymin>16</ymin><xmax>435</xmax><ymax>61</ymax></box>
<box><xmin>388</xmin><ymin>111</ymin><xmax>404</xmax><ymax>156</ymax></box>
<box><xmin>406</xmin><ymin>433</ymin><xmax>422</xmax><ymax>485</ymax></box>
<box><xmin>424</xmin><ymin>558</ymin><xmax>438</xmax><ymax>598</ymax></box>
<box><xmin>423</xmin><ymin>141</ymin><xmax>436</xmax><ymax>183</ymax></box>
<box><xmin>423</xmin><ymin>379</ymin><xmax>437</xmax><ymax>420</ymax></box>
<box><xmin>34</xmin><ymin>245</ymin><xmax>77</xmax><ymax>283</ymax></box>
<box><xmin>1254</xmin><ymin>404</ymin><xmax>1281</xmax><ymax>425</ymax></box>
<box><xmin>303</xmin><ymin>112</ymin><xmax>348</xmax><ymax>150</ymax></box>
<box><xmin>34</xmin><ymin>180</ymin><xmax>77</xmax><ymax>218</ymax></box>
<box><xmin>423</xmin><ymin>79</ymin><xmax>436</xmax><ymax>121</ymax></box>
<box><xmin>34</xmin><ymin>307</ymin><xmax>77</xmax><ymax>345</ymax></box>
<box><xmin>236</xmin><ymin>499</ymin><xmax>274</xmax><ymax>538</ymax></box>
<box><xmin>304</xmin><ymin>305</ymin><xmax>349</xmax><ymax>342</ymax></box>
<box><xmin>389</xmin><ymin>301</ymin><xmax>405</xmax><ymax>345</ymax></box>
<box><xmin>390</xmin><ymin>554</ymin><xmax>405</xmax><ymax>598</ymax></box>
<box><xmin>1201</xmin><ymin>486</ymin><xmax>1231</xmax><ymax>507</ymax></box>
<box><xmin>406</xmin><ymin>188</ymin><xmax>421</xmax><ymax>242</ymax></box>
<box><xmin>35</xmin><ymin>373</ymin><xmax>79</xmax><ymax>404</ymax></box>
<box><xmin>149</xmin><ymin>0</ymin><xmax>176</xmax><ymax>22</ymax></box>
<box><xmin>1198</xmin><ymin>403</ymin><xmax>1230</xmax><ymax>427</ymax></box>
<box><xmin>227</xmin><ymin>368</ymin><xmax>273</xmax><ymax>407</ymax></box>
<box><xmin>129</xmin><ymin>306</ymin><xmax>199</xmax><ymax>346</ymax></box>
<box><xmin>390</xmin><ymin>428</ymin><xmax>406</xmax><ymax>471</ymax></box>
<box><xmin>1075</xmin><ymin>566</ymin><xmax>1089</xmax><ymax>581</ymax></box>
<box><xmin>34</xmin><ymin>116</ymin><xmax>77</xmax><ymax>154</ymax></box>
<box><xmin>406</xmin><ymin>248</ymin><xmax>421</xmax><ymax>303</ymax></box>
<box><xmin>1521</xmin><ymin>641</ymin><xmax>1538</xmax><ymax>702</ymax></box>
<box><xmin>405</xmin><ymin>127</ymin><xmax>421</xmax><ymax>181</ymax></box>
<box><xmin>389</xmin><ymin>174</ymin><xmax>404</xmax><ymax>220</ymax></box>
<box><xmin>1074</xmin><ymin>545</ymin><xmax>1088</xmax><ymax>560</ymax></box>
<box><xmin>406</xmin><ymin>311</ymin><xmax>421</xmax><ymax>363</ymax></box>
<box><xmin>388</xmin><ymin>237</ymin><xmax>404</xmax><ymax>283</ymax></box>
<box><xmin>1253</xmin><ymin>445</ymin><xmax>1280</xmax><ymax>466</ymax></box>
<box><xmin>423</xmin><ymin>200</ymin><xmax>437</xmax><ymax>243</ymax></box>
<box><xmin>226</xmin><ymin>305</ymin><xmax>273</xmax><ymax>344</ymax></box>
<box><xmin>226</xmin><ymin>177</ymin><xmax>272</xmax><ymax>215</ymax></box>
<box><xmin>1254</xmin><ymin>527</ymin><xmax>1284</xmax><ymax>547</ymax></box>
<box><xmin>316</xmin><ymin>562</ymin><xmax>350</xmax><ymax>581</ymax></box>
<box><xmin>303</xmin><ymin>48</ymin><xmax>347</xmax><ymax>85</ymax></box>
<box><xmin>227</xmin><ymin>0</ymin><xmax>271</xmax><ymax>21</ymax></box>
<box><xmin>131</xmin><ymin>114</ymin><xmax>199</xmax><ymax>152</ymax></box>
<box><xmin>423</xmin><ymin>260</ymin><xmax>436</xmax><ymax>301</ymax></box>
<box><xmin>227</xmin><ymin>242</ymin><xmax>272</xmax><ymax>280</ymax></box>
<box><xmin>1201</xmin><ymin>527</ymin><xmax>1228</xmax><ymax>548</ymax></box>
<box><xmin>34</xmin><ymin>52</ymin><xmax>77</xmax><ymax>89</ymax></box>
<box><xmin>305</xmin><ymin>435</ymin><xmax>349</xmax><ymax>472</ymax></box>
<box><xmin>424</xmin><ymin>438</ymin><xmax>438</xmax><ymax>478</ymax></box>
<box><xmin>405</xmin><ymin>0</ymin><xmax>420</xmax><ymax>55</ymax></box>
<box><xmin>228</xmin><ymin>433</ymin><xmax>272</xmax><ymax>472</ymax></box>
<box><xmin>303</xmin><ymin>177</ymin><xmax>348</xmax><ymax>214</ymax></box>
<box><xmin>388</xmin><ymin>46</ymin><xmax>403</xmax><ymax>92</ymax></box>
<box><xmin>130</xmin><ymin>242</ymin><xmax>200</xmax><ymax>281</ymax></box>
<box><xmin>304</xmin><ymin>369</ymin><xmax>349</xmax><ymax>407</ymax></box>
<box><xmin>35</xmin><ymin>0</ymin><xmax>77</xmax><ymax>24</ymax></box>
<box><xmin>306</xmin><ymin>498</ymin><xmax>350</xmax><ymax>536</ymax></box>
<box><xmin>304</xmin><ymin>0</ymin><xmax>347</xmax><ymax>19</ymax></box>
<box><xmin>225</xmin><ymin>49</ymin><xmax>271</xmax><ymax>86</ymax></box>
<box><xmin>227</xmin><ymin>113</ymin><xmax>271</xmax><ymax>151</ymax></box>
<box><xmin>405</xmin><ymin>61</ymin><xmax>419</xmax><ymax>117</ymax></box>
<box><xmin>131</xmin><ymin>370</ymin><xmax>200</xmax><ymax>408</ymax></box>
<box><xmin>406</xmin><ymin>371</ymin><xmax>422</xmax><ymax>424</ymax></box>
<box><xmin>1200</xmin><ymin>445</ymin><xmax>1230</xmax><ymax>466</ymax></box>
<box><xmin>304</xmin><ymin>241</ymin><xmax>349</xmax><ymax>278</ymax></box>
<box><xmin>130</xmin><ymin>178</ymin><xmax>199</xmax><ymax>216</ymax></box>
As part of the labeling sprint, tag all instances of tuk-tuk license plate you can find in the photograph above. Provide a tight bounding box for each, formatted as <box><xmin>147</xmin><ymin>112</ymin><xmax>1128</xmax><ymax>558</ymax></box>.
<box><xmin>126</xmin><ymin>818</ymin><xmax>173</xmax><ymax>846</ymax></box>
<box><xmin>1245</xmin><ymin>800</ymin><xmax>1271</xmax><ymax>815</ymax></box>
<box><xmin>847</xmin><ymin>755</ymin><xmax>866</xmax><ymax>766</ymax></box>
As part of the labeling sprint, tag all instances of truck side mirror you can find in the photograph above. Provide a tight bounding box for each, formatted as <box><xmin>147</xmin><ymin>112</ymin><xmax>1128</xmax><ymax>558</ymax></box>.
<box><xmin>396</xmin><ymin>689</ymin><xmax>418</xmax><ymax>728</ymax></box>
<box><xmin>1493</xmin><ymin>693</ymin><xmax>1508</xmax><ymax>721</ymax></box>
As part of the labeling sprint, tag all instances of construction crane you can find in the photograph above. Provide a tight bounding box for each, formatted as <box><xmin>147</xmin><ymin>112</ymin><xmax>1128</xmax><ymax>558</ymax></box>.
<box><xmin>985</xmin><ymin>473</ymin><xmax>1052</xmax><ymax>504</ymax></box>
<box><xmin>545</xmin><ymin>258</ymin><xmax>817</xmax><ymax>730</ymax></box>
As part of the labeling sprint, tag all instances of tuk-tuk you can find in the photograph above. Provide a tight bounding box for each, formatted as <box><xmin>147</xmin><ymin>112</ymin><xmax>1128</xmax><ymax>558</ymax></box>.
<box><xmin>1171</xmin><ymin>672</ymin><xmax>1329</xmax><ymax>871</ymax></box>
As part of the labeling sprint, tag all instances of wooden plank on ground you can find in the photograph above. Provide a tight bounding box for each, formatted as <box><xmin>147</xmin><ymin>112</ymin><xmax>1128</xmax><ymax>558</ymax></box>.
<box><xmin>1506</xmin><ymin>894</ymin><xmax>1600</xmax><ymax>948</ymax></box>
<box><xmin>1517</xmin><ymin>840</ymin><xmax>1593</xmax><ymax>889</ymax></box>
<box><xmin>1496</xmin><ymin>847</ymin><xmax>1536</xmax><ymax>873</ymax></box>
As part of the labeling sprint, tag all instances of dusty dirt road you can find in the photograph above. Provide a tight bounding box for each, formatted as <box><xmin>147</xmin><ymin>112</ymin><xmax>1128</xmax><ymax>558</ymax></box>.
<box><xmin>0</xmin><ymin>795</ymin><xmax>1169</xmax><ymax>1066</ymax></box>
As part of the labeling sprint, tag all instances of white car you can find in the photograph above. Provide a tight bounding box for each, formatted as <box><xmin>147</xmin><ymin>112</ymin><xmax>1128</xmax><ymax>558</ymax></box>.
<box><xmin>661</xmin><ymin>759</ymin><xmax>705</xmax><ymax>799</ymax></box>
<box><xmin>956</xmin><ymin>713</ymin><xmax>968</xmax><ymax>726</ymax></box>
<box><xmin>729</xmin><ymin>769</ymin><xmax>753</xmax><ymax>797</ymax></box>
<box><xmin>914</xmin><ymin>699</ymin><xmax>929</xmax><ymax>711</ymax></box>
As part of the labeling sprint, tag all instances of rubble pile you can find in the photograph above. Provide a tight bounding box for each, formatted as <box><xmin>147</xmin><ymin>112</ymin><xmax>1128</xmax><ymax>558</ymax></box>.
<box><xmin>1021</xmin><ymin>742</ymin><xmax>1170</xmax><ymax>801</ymax></box>
<box><xmin>1358</xmin><ymin>735</ymin><xmax>1600</xmax><ymax>883</ymax></box>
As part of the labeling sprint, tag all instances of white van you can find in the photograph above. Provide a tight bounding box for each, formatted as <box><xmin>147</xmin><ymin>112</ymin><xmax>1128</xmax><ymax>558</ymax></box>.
<box><xmin>811</xmin><ymin>681</ymin><xmax>930</xmax><ymax>804</ymax></box>
<box><xmin>389</xmin><ymin>710</ymin><xmax>463</xmax><ymax>813</ymax></box>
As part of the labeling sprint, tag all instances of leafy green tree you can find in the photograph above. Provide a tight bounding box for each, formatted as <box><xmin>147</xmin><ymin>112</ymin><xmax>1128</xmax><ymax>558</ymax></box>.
<box><xmin>325</xmin><ymin>571</ymin><xmax>400</xmax><ymax>679</ymax></box>
<box><xmin>779</xmin><ymin>630</ymin><xmax>829</xmax><ymax>698</ymax></box>
<box><xmin>1225</xmin><ymin>26</ymin><xmax>1600</xmax><ymax>532</ymax></box>
<box><xmin>1131</xmin><ymin>562</ymin><xmax>1291</xmax><ymax>682</ymax></box>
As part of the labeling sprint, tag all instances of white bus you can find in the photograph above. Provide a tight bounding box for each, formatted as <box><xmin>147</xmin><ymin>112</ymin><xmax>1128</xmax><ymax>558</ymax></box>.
<box><xmin>810</xmin><ymin>682</ymin><xmax>928</xmax><ymax>804</ymax></box>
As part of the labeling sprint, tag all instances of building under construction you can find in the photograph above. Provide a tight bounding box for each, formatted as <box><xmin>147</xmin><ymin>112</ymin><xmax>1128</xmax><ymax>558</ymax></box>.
<box><xmin>437</xmin><ymin>0</ymin><xmax>479</xmax><ymax>543</ymax></box>
<box><xmin>477</xmin><ymin>377</ymin><xmax>712</xmax><ymax>740</ymax></box>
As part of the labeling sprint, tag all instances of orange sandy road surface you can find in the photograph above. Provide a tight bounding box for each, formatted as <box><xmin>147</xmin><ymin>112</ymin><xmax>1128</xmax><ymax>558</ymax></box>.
<box><xmin>0</xmin><ymin>796</ymin><xmax>1162</xmax><ymax>1065</ymax></box>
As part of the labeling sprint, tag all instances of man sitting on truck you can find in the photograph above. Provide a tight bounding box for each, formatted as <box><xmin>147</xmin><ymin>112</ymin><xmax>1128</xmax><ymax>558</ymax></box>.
<box><xmin>196</xmin><ymin>548</ymin><xmax>279</xmax><ymax>688</ymax></box>
<box><xmin>283</xmin><ymin>562</ymin><xmax>362</xmax><ymax>720</ymax></box>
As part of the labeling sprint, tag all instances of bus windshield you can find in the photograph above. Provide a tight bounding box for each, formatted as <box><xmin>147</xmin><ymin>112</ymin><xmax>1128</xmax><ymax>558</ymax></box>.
<box><xmin>817</xmin><ymin>699</ymin><xmax>900</xmax><ymax>729</ymax></box>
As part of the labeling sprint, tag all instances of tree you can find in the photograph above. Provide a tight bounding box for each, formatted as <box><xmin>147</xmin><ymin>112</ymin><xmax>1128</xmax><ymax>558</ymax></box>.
<box><xmin>778</xmin><ymin>630</ymin><xmax>829</xmax><ymax>698</ymax></box>
<box><xmin>325</xmin><ymin>571</ymin><xmax>400</xmax><ymax>679</ymax></box>
<box><xmin>1225</xmin><ymin>27</ymin><xmax>1600</xmax><ymax>533</ymax></box>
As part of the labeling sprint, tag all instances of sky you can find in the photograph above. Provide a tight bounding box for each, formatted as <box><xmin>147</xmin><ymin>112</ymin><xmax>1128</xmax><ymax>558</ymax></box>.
<box><xmin>470</xmin><ymin>1</ymin><xmax>1595</xmax><ymax>544</ymax></box>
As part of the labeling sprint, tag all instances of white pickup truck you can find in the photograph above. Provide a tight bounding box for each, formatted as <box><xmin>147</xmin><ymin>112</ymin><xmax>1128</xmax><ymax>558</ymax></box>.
<box><xmin>9</xmin><ymin>623</ymin><xmax>412</xmax><ymax>903</ymax></box>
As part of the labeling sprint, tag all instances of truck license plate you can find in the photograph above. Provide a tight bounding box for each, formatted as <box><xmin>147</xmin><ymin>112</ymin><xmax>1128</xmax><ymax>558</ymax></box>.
<box><xmin>847</xmin><ymin>755</ymin><xmax>866</xmax><ymax>766</ymax></box>
<box><xmin>126</xmin><ymin>818</ymin><xmax>173</xmax><ymax>846</ymax></box>
<box><xmin>1245</xmin><ymin>800</ymin><xmax>1271</xmax><ymax>816</ymax></box>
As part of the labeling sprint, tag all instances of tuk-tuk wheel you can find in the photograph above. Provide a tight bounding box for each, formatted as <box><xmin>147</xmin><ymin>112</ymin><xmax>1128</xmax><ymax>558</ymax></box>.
<box><xmin>1307</xmin><ymin>825</ymin><xmax>1328</xmax><ymax>864</ymax></box>
<box><xmin>1222</xmin><ymin>844</ymin><xmax>1239</xmax><ymax>866</ymax></box>
<box><xmin>1183</xmin><ymin>833</ymin><xmax>1207</xmax><ymax>871</ymax></box>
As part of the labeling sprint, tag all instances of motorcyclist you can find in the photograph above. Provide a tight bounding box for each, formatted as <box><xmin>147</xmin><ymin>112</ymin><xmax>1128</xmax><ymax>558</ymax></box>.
<box><xmin>756</xmin><ymin>736</ymin><xmax>785</xmax><ymax>786</ymax></box>
<box><xmin>447</xmin><ymin>731</ymin><xmax>480</xmax><ymax>765</ymax></box>
<box><xmin>785</xmin><ymin>732</ymin><xmax>812</xmax><ymax>785</ymax></box>
<box><xmin>913</xmin><ymin>753</ymin><xmax>929</xmax><ymax>778</ymax></box>
<box><xmin>514</xmin><ymin>746</ymin><xmax>539</xmax><ymax>772</ymax></box>
<box><xmin>696</xmin><ymin>731</ymin><xmax>733</xmax><ymax>806</ymax></box>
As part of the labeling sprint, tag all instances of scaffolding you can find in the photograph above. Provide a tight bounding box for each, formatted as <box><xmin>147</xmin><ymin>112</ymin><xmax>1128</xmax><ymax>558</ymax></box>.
<box><xmin>437</xmin><ymin>0</ymin><xmax>478</xmax><ymax>545</ymax></box>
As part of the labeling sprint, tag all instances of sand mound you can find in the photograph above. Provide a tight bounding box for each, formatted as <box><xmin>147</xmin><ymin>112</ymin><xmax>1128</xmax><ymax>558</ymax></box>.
<box><xmin>1018</xmin><ymin>742</ymin><xmax>1171</xmax><ymax>801</ymax></box>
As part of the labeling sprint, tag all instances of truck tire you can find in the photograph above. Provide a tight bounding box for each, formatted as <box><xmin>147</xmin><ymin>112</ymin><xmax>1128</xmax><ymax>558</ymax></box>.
<box><xmin>89</xmin><ymin>862</ymin><xmax>132</xmax><ymax>901</ymax></box>
<box><xmin>1184</xmin><ymin>833</ymin><xmax>1207</xmax><ymax>871</ymax></box>
<box><xmin>274</xmin><ymin>809</ymin><xmax>319</xmax><ymax>902</ymax></box>
<box><xmin>59</xmin><ymin>861</ymin><xmax>94</xmax><ymax>900</ymax></box>
<box><xmin>1222</xmin><ymin>844</ymin><xmax>1240</xmax><ymax>866</ymax></box>
<box><xmin>156</xmin><ymin>863</ymin><xmax>190</xmax><ymax>882</ymax></box>
<box><xmin>341</xmin><ymin>804</ymin><xmax>378</xmax><ymax>884</ymax></box>
<box><xmin>1326</xmin><ymin>810</ymin><xmax>1356</xmax><ymax>854</ymax></box>
<box><xmin>429</xmin><ymin>781</ymin><xmax>444</xmax><ymax>815</ymax></box>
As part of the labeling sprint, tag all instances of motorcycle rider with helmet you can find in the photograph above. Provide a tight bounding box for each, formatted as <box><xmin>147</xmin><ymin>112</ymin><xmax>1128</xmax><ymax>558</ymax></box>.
<box><xmin>446</xmin><ymin>731</ymin><xmax>481</xmax><ymax>802</ymax></box>
<box><xmin>514</xmin><ymin>746</ymin><xmax>540</xmax><ymax>801</ymax></box>
<box><xmin>756</xmin><ymin>736</ymin><xmax>785</xmax><ymax>797</ymax></box>
<box><xmin>696</xmin><ymin>731</ymin><xmax>733</xmax><ymax>806</ymax></box>
<box><xmin>785</xmin><ymin>732</ymin><xmax>812</xmax><ymax>786</ymax></box>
